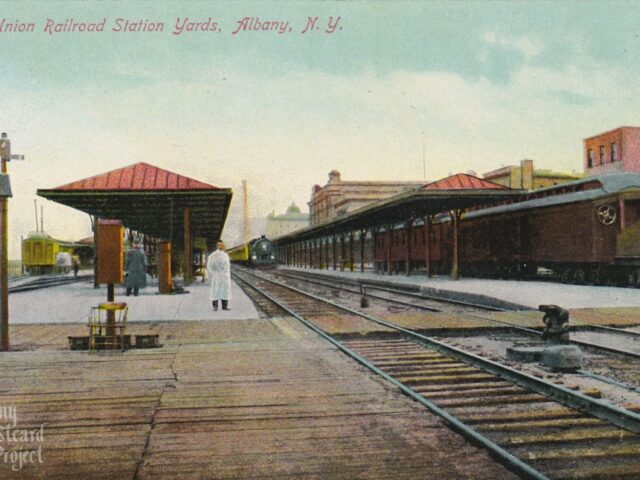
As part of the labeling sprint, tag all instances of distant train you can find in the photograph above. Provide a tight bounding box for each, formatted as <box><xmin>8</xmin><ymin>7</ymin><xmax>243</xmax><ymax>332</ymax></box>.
<box><xmin>228</xmin><ymin>236</ymin><xmax>276</xmax><ymax>268</ymax></box>
<box><xmin>374</xmin><ymin>173</ymin><xmax>640</xmax><ymax>286</ymax></box>
<box><xmin>22</xmin><ymin>232</ymin><xmax>92</xmax><ymax>274</ymax></box>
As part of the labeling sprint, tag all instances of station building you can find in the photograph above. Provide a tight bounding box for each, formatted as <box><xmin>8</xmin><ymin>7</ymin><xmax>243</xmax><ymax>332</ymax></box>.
<box><xmin>483</xmin><ymin>159</ymin><xmax>582</xmax><ymax>190</ymax></box>
<box><xmin>266</xmin><ymin>203</ymin><xmax>309</xmax><ymax>237</ymax></box>
<box><xmin>584</xmin><ymin>126</ymin><xmax>640</xmax><ymax>176</ymax></box>
<box><xmin>309</xmin><ymin>170</ymin><xmax>424</xmax><ymax>225</ymax></box>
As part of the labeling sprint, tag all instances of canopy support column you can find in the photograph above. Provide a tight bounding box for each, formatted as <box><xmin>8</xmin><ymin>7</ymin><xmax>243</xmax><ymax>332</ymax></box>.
<box><xmin>406</xmin><ymin>218</ymin><xmax>414</xmax><ymax>276</ymax></box>
<box><xmin>423</xmin><ymin>215</ymin><xmax>432</xmax><ymax>277</ymax></box>
<box><xmin>372</xmin><ymin>227</ymin><xmax>379</xmax><ymax>273</ymax></box>
<box><xmin>332</xmin><ymin>235</ymin><xmax>337</xmax><ymax>270</ymax></box>
<box><xmin>360</xmin><ymin>229</ymin><xmax>366</xmax><ymax>273</ymax></box>
<box><xmin>349</xmin><ymin>232</ymin><xmax>355</xmax><ymax>272</ymax></box>
<box><xmin>386</xmin><ymin>224</ymin><xmax>392</xmax><ymax>275</ymax></box>
<box><xmin>183</xmin><ymin>208</ymin><xmax>193</xmax><ymax>285</ymax></box>
<box><xmin>451</xmin><ymin>209</ymin><xmax>463</xmax><ymax>280</ymax></box>
<box><xmin>159</xmin><ymin>241</ymin><xmax>172</xmax><ymax>294</ymax></box>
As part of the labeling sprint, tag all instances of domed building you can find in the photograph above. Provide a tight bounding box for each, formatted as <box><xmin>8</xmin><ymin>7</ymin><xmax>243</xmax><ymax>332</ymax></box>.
<box><xmin>266</xmin><ymin>202</ymin><xmax>310</xmax><ymax>238</ymax></box>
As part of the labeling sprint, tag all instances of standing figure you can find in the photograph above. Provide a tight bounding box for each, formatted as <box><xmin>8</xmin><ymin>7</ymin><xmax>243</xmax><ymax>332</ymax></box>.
<box><xmin>125</xmin><ymin>238</ymin><xmax>147</xmax><ymax>296</ymax></box>
<box><xmin>207</xmin><ymin>240</ymin><xmax>231</xmax><ymax>311</ymax></box>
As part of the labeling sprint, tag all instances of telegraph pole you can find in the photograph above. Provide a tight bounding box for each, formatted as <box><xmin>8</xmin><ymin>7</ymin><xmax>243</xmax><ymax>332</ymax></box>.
<box><xmin>0</xmin><ymin>133</ymin><xmax>24</xmax><ymax>351</ymax></box>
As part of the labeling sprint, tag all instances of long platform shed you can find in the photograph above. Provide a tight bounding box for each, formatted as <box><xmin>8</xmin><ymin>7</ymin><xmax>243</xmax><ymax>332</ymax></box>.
<box><xmin>274</xmin><ymin>173</ymin><xmax>524</xmax><ymax>279</ymax></box>
<box><xmin>37</xmin><ymin>162</ymin><xmax>232</xmax><ymax>285</ymax></box>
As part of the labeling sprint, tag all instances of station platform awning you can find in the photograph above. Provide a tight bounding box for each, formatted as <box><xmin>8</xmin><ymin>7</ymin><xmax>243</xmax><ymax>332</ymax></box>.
<box><xmin>274</xmin><ymin>173</ymin><xmax>524</xmax><ymax>244</ymax></box>
<box><xmin>37</xmin><ymin>162</ymin><xmax>232</xmax><ymax>249</ymax></box>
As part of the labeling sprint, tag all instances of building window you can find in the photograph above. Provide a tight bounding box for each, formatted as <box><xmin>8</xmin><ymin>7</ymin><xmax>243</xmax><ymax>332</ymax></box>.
<box><xmin>611</xmin><ymin>142</ymin><xmax>619</xmax><ymax>162</ymax></box>
<box><xmin>600</xmin><ymin>145</ymin><xmax>606</xmax><ymax>164</ymax></box>
<box><xmin>588</xmin><ymin>149</ymin><xmax>595</xmax><ymax>168</ymax></box>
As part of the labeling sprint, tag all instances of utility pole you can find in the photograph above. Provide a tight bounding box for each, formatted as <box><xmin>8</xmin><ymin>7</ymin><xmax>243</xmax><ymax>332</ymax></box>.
<box><xmin>0</xmin><ymin>133</ymin><xmax>24</xmax><ymax>351</ymax></box>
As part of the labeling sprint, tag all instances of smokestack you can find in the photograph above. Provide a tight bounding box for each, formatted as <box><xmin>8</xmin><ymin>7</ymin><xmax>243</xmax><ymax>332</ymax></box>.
<box><xmin>242</xmin><ymin>180</ymin><xmax>250</xmax><ymax>243</ymax></box>
<box><xmin>40</xmin><ymin>205</ymin><xmax>44</xmax><ymax>233</ymax></box>
<box><xmin>34</xmin><ymin>200</ymin><xmax>38</xmax><ymax>232</ymax></box>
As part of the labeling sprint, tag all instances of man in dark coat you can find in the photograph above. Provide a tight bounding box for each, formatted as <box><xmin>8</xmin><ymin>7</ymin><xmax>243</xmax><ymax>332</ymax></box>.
<box><xmin>125</xmin><ymin>239</ymin><xmax>147</xmax><ymax>296</ymax></box>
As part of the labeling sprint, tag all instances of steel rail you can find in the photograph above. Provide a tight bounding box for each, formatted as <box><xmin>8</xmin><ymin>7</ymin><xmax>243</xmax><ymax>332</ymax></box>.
<box><xmin>281</xmin><ymin>268</ymin><xmax>508</xmax><ymax>311</ymax></box>
<box><xmin>274</xmin><ymin>271</ymin><xmax>443</xmax><ymax>312</ymax></box>
<box><xmin>573</xmin><ymin>323</ymin><xmax>640</xmax><ymax>338</ymax></box>
<box><xmin>279</xmin><ymin>268</ymin><xmax>640</xmax><ymax>361</ymax></box>
<box><xmin>577</xmin><ymin>370</ymin><xmax>640</xmax><ymax>394</ymax></box>
<box><xmin>232</xmin><ymin>270</ymin><xmax>549</xmax><ymax>480</ymax></box>
<box><xmin>236</xmin><ymin>267</ymin><xmax>640</xmax><ymax>435</ymax></box>
<box><xmin>8</xmin><ymin>275</ymin><xmax>91</xmax><ymax>293</ymax></box>
<box><xmin>286</xmin><ymin>268</ymin><xmax>640</xmax><ymax>339</ymax></box>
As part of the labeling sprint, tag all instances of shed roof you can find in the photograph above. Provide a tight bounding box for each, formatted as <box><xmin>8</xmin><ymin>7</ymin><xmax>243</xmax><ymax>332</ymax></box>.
<box><xmin>274</xmin><ymin>173</ymin><xmax>523</xmax><ymax>244</ymax></box>
<box><xmin>38</xmin><ymin>162</ymin><xmax>232</xmax><ymax>249</ymax></box>
<box><xmin>422</xmin><ymin>173</ymin><xmax>508</xmax><ymax>190</ymax></box>
<box><xmin>53</xmin><ymin>162</ymin><xmax>218</xmax><ymax>191</ymax></box>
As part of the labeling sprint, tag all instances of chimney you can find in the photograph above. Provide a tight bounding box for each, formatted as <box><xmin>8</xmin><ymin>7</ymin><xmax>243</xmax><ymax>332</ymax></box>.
<box><xmin>520</xmin><ymin>159</ymin><xmax>534</xmax><ymax>190</ymax></box>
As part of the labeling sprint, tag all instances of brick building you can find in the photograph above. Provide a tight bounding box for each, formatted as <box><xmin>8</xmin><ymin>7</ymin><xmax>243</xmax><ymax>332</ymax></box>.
<box><xmin>266</xmin><ymin>203</ymin><xmax>309</xmax><ymax>237</ymax></box>
<box><xmin>308</xmin><ymin>170</ymin><xmax>424</xmax><ymax>226</ymax></box>
<box><xmin>483</xmin><ymin>159</ymin><xmax>581</xmax><ymax>190</ymax></box>
<box><xmin>584</xmin><ymin>126</ymin><xmax>640</xmax><ymax>176</ymax></box>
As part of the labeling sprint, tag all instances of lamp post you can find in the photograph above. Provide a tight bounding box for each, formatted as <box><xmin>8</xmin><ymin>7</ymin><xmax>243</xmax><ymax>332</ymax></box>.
<box><xmin>0</xmin><ymin>133</ymin><xmax>24</xmax><ymax>351</ymax></box>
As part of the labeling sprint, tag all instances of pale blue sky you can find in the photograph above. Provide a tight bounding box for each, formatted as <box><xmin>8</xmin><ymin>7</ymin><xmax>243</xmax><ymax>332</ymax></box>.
<box><xmin>3</xmin><ymin>0</ymin><xmax>640</xmax><ymax>253</ymax></box>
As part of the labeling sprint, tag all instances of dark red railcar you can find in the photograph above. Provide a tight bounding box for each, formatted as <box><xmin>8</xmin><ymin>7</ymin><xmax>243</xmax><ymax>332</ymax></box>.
<box><xmin>375</xmin><ymin>173</ymin><xmax>640</xmax><ymax>285</ymax></box>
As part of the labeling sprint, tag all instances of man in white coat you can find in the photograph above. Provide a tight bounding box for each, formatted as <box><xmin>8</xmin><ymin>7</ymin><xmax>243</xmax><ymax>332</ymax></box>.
<box><xmin>207</xmin><ymin>240</ymin><xmax>231</xmax><ymax>311</ymax></box>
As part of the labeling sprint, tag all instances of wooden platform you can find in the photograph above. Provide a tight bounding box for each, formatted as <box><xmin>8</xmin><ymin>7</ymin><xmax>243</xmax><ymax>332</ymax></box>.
<box><xmin>0</xmin><ymin>318</ymin><xmax>515</xmax><ymax>479</ymax></box>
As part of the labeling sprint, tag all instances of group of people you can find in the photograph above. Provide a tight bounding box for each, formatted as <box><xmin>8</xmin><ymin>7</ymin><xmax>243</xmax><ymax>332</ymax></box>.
<box><xmin>124</xmin><ymin>238</ymin><xmax>231</xmax><ymax>312</ymax></box>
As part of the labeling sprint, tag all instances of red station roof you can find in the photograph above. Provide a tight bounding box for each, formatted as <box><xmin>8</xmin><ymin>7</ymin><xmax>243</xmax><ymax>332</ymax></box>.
<box><xmin>38</xmin><ymin>162</ymin><xmax>232</xmax><ymax>248</ymax></box>
<box><xmin>54</xmin><ymin>162</ymin><xmax>219</xmax><ymax>191</ymax></box>
<box><xmin>422</xmin><ymin>173</ymin><xmax>508</xmax><ymax>190</ymax></box>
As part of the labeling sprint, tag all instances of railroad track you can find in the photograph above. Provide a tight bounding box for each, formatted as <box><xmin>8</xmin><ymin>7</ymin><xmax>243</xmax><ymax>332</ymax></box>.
<box><xmin>8</xmin><ymin>274</ymin><xmax>92</xmax><ymax>293</ymax></box>
<box><xmin>278</xmin><ymin>268</ymin><xmax>510</xmax><ymax>312</ymax></box>
<box><xmin>233</xmin><ymin>266</ymin><xmax>640</xmax><ymax>480</ymax></box>
<box><xmin>271</xmin><ymin>268</ymin><xmax>640</xmax><ymax>362</ymax></box>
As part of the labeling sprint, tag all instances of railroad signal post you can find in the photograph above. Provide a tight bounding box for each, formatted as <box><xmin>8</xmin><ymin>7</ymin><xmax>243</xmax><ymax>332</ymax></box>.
<box><xmin>0</xmin><ymin>133</ymin><xmax>23</xmax><ymax>351</ymax></box>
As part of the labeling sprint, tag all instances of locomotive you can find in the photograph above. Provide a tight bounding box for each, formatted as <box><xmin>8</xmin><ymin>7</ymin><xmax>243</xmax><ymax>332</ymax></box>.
<box><xmin>374</xmin><ymin>173</ymin><xmax>640</xmax><ymax>286</ymax></box>
<box><xmin>228</xmin><ymin>235</ymin><xmax>277</xmax><ymax>268</ymax></box>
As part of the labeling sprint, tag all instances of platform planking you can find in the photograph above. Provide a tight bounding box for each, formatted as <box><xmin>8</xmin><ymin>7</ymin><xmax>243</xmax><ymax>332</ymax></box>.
<box><xmin>0</xmin><ymin>318</ymin><xmax>516</xmax><ymax>479</ymax></box>
<box><xmin>11</xmin><ymin>304</ymin><xmax>640</xmax><ymax>351</ymax></box>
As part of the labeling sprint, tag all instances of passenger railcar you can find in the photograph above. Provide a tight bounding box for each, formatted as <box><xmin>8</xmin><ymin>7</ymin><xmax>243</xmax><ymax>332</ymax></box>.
<box><xmin>374</xmin><ymin>173</ymin><xmax>640</xmax><ymax>285</ymax></box>
<box><xmin>228</xmin><ymin>235</ymin><xmax>276</xmax><ymax>268</ymax></box>
<box><xmin>22</xmin><ymin>232</ymin><xmax>80</xmax><ymax>274</ymax></box>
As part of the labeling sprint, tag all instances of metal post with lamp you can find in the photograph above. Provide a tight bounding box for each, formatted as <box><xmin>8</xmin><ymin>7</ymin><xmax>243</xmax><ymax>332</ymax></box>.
<box><xmin>0</xmin><ymin>133</ymin><xmax>24</xmax><ymax>351</ymax></box>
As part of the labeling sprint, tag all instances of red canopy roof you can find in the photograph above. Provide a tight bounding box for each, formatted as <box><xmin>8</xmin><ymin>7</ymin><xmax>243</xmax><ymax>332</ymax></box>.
<box><xmin>422</xmin><ymin>173</ymin><xmax>508</xmax><ymax>190</ymax></box>
<box><xmin>38</xmin><ymin>162</ymin><xmax>232</xmax><ymax>249</ymax></box>
<box><xmin>53</xmin><ymin>162</ymin><xmax>218</xmax><ymax>191</ymax></box>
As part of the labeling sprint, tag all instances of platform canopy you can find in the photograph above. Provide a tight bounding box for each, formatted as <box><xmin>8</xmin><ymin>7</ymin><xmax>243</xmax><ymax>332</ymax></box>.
<box><xmin>37</xmin><ymin>162</ymin><xmax>232</xmax><ymax>249</ymax></box>
<box><xmin>274</xmin><ymin>173</ymin><xmax>524</xmax><ymax>244</ymax></box>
